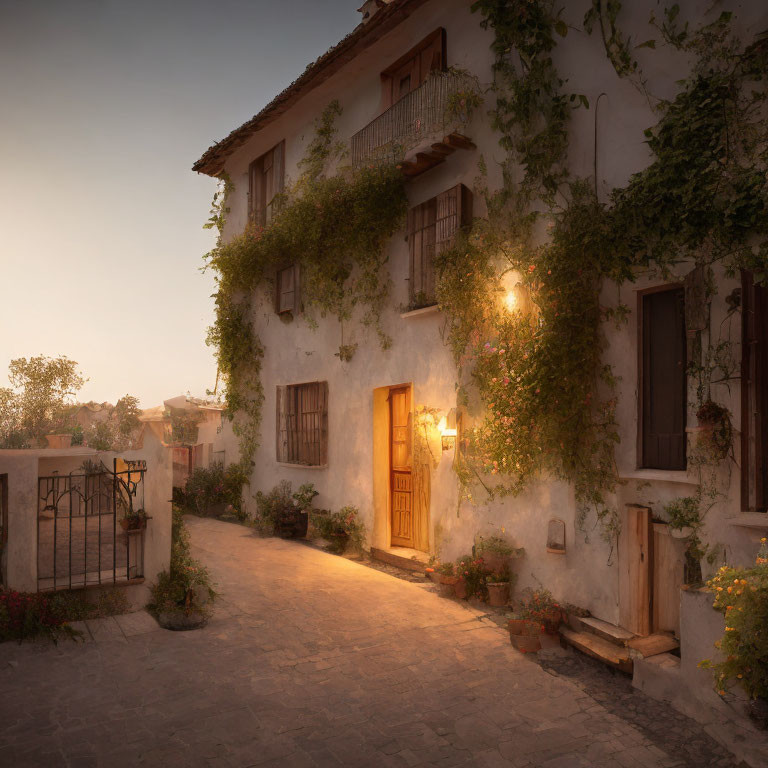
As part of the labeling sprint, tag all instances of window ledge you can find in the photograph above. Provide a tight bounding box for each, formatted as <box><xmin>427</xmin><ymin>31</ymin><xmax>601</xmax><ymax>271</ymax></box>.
<box><xmin>618</xmin><ymin>469</ymin><xmax>698</xmax><ymax>485</ymax></box>
<box><xmin>401</xmin><ymin>305</ymin><xmax>440</xmax><ymax>319</ymax></box>
<box><xmin>276</xmin><ymin>462</ymin><xmax>328</xmax><ymax>470</ymax></box>
<box><xmin>727</xmin><ymin>513</ymin><xmax>768</xmax><ymax>529</ymax></box>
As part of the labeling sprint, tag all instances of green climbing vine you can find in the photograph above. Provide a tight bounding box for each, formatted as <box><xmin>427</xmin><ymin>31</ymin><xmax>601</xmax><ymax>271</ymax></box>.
<box><xmin>437</xmin><ymin>1</ymin><xmax>768</xmax><ymax>550</ymax></box>
<box><xmin>204</xmin><ymin>101</ymin><xmax>408</xmax><ymax>465</ymax></box>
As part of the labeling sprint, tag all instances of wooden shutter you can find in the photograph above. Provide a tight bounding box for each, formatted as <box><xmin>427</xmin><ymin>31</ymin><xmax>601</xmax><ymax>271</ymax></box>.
<box><xmin>742</xmin><ymin>271</ymin><xmax>768</xmax><ymax>511</ymax></box>
<box><xmin>248</xmin><ymin>141</ymin><xmax>285</xmax><ymax>227</ymax></box>
<box><xmin>641</xmin><ymin>288</ymin><xmax>687</xmax><ymax>470</ymax></box>
<box><xmin>276</xmin><ymin>382</ymin><xmax>328</xmax><ymax>466</ymax></box>
<box><xmin>381</xmin><ymin>29</ymin><xmax>446</xmax><ymax>109</ymax></box>
<box><xmin>275</xmin><ymin>264</ymin><xmax>296</xmax><ymax>314</ymax></box>
<box><xmin>408</xmin><ymin>185</ymin><xmax>472</xmax><ymax>307</ymax></box>
<box><xmin>248</xmin><ymin>158</ymin><xmax>264</xmax><ymax>226</ymax></box>
<box><xmin>267</xmin><ymin>141</ymin><xmax>285</xmax><ymax>223</ymax></box>
<box><xmin>276</xmin><ymin>386</ymin><xmax>288</xmax><ymax>463</ymax></box>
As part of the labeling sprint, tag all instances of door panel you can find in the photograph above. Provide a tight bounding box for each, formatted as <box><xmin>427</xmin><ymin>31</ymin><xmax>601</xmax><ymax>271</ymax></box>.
<box><xmin>652</xmin><ymin>523</ymin><xmax>685</xmax><ymax>636</ymax></box>
<box><xmin>619</xmin><ymin>504</ymin><xmax>652</xmax><ymax>636</ymax></box>
<box><xmin>390</xmin><ymin>387</ymin><xmax>413</xmax><ymax>547</ymax></box>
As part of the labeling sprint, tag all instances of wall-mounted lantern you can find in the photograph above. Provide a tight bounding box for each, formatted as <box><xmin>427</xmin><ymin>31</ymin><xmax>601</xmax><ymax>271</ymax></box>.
<box><xmin>438</xmin><ymin>408</ymin><xmax>457</xmax><ymax>451</ymax></box>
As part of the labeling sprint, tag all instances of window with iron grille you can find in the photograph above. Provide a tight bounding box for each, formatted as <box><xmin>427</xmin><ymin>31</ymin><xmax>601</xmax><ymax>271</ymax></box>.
<box><xmin>249</xmin><ymin>141</ymin><xmax>285</xmax><ymax>227</ymax></box>
<box><xmin>276</xmin><ymin>382</ymin><xmax>328</xmax><ymax>466</ymax></box>
<box><xmin>275</xmin><ymin>264</ymin><xmax>298</xmax><ymax>315</ymax></box>
<box><xmin>741</xmin><ymin>270</ymin><xmax>768</xmax><ymax>511</ymax></box>
<box><xmin>640</xmin><ymin>286</ymin><xmax>687</xmax><ymax>470</ymax></box>
<box><xmin>407</xmin><ymin>184</ymin><xmax>472</xmax><ymax>309</ymax></box>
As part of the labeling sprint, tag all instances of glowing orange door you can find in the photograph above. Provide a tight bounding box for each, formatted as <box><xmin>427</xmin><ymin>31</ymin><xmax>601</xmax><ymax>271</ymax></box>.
<box><xmin>389</xmin><ymin>387</ymin><xmax>413</xmax><ymax>547</ymax></box>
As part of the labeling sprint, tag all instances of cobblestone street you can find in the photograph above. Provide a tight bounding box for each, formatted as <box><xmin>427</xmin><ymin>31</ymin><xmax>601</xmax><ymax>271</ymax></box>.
<box><xmin>0</xmin><ymin>517</ymin><xmax>740</xmax><ymax>767</ymax></box>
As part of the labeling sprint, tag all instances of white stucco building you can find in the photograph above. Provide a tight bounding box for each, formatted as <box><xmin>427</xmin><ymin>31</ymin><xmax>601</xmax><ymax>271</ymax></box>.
<box><xmin>193</xmin><ymin>1</ymin><xmax>768</xmax><ymax>759</ymax></box>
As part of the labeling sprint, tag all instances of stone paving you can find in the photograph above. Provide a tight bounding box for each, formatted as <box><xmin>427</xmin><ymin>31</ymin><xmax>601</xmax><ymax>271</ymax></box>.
<box><xmin>0</xmin><ymin>517</ymin><xmax>742</xmax><ymax>768</ymax></box>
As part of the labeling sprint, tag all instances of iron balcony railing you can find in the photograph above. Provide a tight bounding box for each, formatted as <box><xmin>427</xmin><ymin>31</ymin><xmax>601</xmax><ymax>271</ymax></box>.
<box><xmin>350</xmin><ymin>71</ymin><xmax>474</xmax><ymax>167</ymax></box>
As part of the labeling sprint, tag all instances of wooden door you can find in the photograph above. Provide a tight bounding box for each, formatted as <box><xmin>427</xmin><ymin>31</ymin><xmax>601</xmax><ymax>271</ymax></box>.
<box><xmin>389</xmin><ymin>387</ymin><xmax>413</xmax><ymax>547</ymax></box>
<box><xmin>619</xmin><ymin>504</ymin><xmax>652</xmax><ymax>636</ymax></box>
<box><xmin>652</xmin><ymin>523</ymin><xmax>685</xmax><ymax>637</ymax></box>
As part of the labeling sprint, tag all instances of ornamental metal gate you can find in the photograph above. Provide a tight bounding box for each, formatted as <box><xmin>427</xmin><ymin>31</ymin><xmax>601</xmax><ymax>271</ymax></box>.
<box><xmin>37</xmin><ymin>459</ymin><xmax>146</xmax><ymax>591</ymax></box>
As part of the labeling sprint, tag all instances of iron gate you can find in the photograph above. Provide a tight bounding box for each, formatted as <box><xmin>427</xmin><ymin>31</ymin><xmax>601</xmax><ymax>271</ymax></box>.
<box><xmin>37</xmin><ymin>459</ymin><xmax>146</xmax><ymax>591</ymax></box>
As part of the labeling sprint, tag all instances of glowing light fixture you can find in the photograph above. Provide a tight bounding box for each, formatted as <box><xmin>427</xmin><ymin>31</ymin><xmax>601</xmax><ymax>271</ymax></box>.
<box><xmin>504</xmin><ymin>290</ymin><xmax>517</xmax><ymax>312</ymax></box>
<box><xmin>440</xmin><ymin>408</ymin><xmax>457</xmax><ymax>450</ymax></box>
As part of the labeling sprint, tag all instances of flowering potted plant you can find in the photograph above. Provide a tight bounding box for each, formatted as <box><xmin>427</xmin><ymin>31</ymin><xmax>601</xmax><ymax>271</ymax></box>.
<box><xmin>316</xmin><ymin>506</ymin><xmax>364</xmax><ymax>554</ymax></box>
<box><xmin>475</xmin><ymin>536</ymin><xmax>524</xmax><ymax>575</ymax></box>
<box><xmin>701</xmin><ymin>537</ymin><xmax>768</xmax><ymax>728</ymax></box>
<box><xmin>521</xmin><ymin>588</ymin><xmax>562</xmax><ymax>634</ymax></box>
<box><xmin>436</xmin><ymin>562</ymin><xmax>458</xmax><ymax>598</ymax></box>
<box><xmin>120</xmin><ymin>508</ymin><xmax>150</xmax><ymax>532</ymax></box>
<box><xmin>486</xmin><ymin>570</ymin><xmax>516</xmax><ymax>607</ymax></box>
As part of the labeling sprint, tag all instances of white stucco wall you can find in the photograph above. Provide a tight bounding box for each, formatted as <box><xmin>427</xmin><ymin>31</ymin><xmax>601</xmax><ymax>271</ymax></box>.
<box><xmin>0</xmin><ymin>430</ymin><xmax>172</xmax><ymax>606</ymax></box>
<box><xmin>211</xmin><ymin>0</ymin><xmax>768</xmax><ymax>625</ymax></box>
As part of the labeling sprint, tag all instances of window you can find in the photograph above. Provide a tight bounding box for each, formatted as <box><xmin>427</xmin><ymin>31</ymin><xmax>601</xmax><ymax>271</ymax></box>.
<box><xmin>640</xmin><ymin>287</ymin><xmax>687</xmax><ymax>470</ymax></box>
<box><xmin>275</xmin><ymin>264</ymin><xmax>298</xmax><ymax>315</ymax></box>
<box><xmin>741</xmin><ymin>271</ymin><xmax>768</xmax><ymax>511</ymax></box>
<box><xmin>381</xmin><ymin>29</ymin><xmax>446</xmax><ymax>109</ymax></box>
<box><xmin>407</xmin><ymin>184</ymin><xmax>472</xmax><ymax>308</ymax></box>
<box><xmin>249</xmin><ymin>141</ymin><xmax>285</xmax><ymax>227</ymax></box>
<box><xmin>276</xmin><ymin>382</ymin><xmax>328</xmax><ymax>466</ymax></box>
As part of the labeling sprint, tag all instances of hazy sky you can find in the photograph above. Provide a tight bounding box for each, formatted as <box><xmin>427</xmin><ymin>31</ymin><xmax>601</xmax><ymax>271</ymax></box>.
<box><xmin>0</xmin><ymin>0</ymin><xmax>359</xmax><ymax>408</ymax></box>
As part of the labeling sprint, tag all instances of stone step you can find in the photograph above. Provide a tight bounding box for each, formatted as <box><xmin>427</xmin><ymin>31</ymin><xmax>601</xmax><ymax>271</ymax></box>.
<box><xmin>370</xmin><ymin>547</ymin><xmax>429</xmax><ymax>573</ymax></box>
<box><xmin>559</xmin><ymin>627</ymin><xmax>634</xmax><ymax>674</ymax></box>
<box><xmin>578</xmin><ymin>616</ymin><xmax>635</xmax><ymax>646</ymax></box>
<box><xmin>628</xmin><ymin>633</ymin><xmax>680</xmax><ymax>658</ymax></box>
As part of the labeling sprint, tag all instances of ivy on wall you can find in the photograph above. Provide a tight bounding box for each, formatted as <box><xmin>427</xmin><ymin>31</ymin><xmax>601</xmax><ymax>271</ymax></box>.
<box><xmin>437</xmin><ymin>1</ymin><xmax>768</xmax><ymax>550</ymax></box>
<box><xmin>204</xmin><ymin>102</ymin><xmax>408</xmax><ymax>466</ymax></box>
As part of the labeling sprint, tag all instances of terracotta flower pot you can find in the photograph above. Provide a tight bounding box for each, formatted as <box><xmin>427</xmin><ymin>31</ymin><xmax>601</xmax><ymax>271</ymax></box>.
<box><xmin>520</xmin><ymin>619</ymin><xmax>543</xmax><ymax>636</ymax></box>
<box><xmin>438</xmin><ymin>574</ymin><xmax>458</xmax><ymax>598</ymax></box>
<box><xmin>46</xmin><ymin>434</ymin><xmax>72</xmax><ymax>449</ymax></box>
<box><xmin>542</xmin><ymin>608</ymin><xmax>562</xmax><ymax>634</ymax></box>
<box><xmin>120</xmin><ymin>518</ymin><xmax>147</xmax><ymax>532</ymax></box>
<box><xmin>487</xmin><ymin>582</ymin><xmax>510</xmax><ymax>607</ymax></box>
<box><xmin>510</xmin><ymin>633</ymin><xmax>541</xmax><ymax>653</ymax></box>
<box><xmin>454</xmin><ymin>578</ymin><xmax>468</xmax><ymax>600</ymax></box>
<box><xmin>508</xmin><ymin>618</ymin><xmax>527</xmax><ymax>635</ymax></box>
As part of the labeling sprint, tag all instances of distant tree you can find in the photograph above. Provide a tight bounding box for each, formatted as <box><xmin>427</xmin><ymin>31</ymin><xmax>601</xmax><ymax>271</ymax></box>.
<box><xmin>0</xmin><ymin>356</ymin><xmax>85</xmax><ymax>447</ymax></box>
<box><xmin>115</xmin><ymin>394</ymin><xmax>141</xmax><ymax>436</ymax></box>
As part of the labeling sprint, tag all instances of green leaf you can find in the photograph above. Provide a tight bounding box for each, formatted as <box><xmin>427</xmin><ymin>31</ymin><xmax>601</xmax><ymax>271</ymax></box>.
<box><xmin>635</xmin><ymin>39</ymin><xmax>656</xmax><ymax>50</ymax></box>
<box><xmin>555</xmin><ymin>19</ymin><xmax>568</xmax><ymax>38</ymax></box>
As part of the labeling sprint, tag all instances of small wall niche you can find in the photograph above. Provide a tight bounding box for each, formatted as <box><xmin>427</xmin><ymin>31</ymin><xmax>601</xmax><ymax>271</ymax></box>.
<box><xmin>546</xmin><ymin>518</ymin><xmax>566</xmax><ymax>554</ymax></box>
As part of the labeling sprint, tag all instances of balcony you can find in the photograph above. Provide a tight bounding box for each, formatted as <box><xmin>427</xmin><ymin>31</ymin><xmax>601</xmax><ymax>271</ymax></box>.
<box><xmin>350</xmin><ymin>71</ymin><xmax>477</xmax><ymax>177</ymax></box>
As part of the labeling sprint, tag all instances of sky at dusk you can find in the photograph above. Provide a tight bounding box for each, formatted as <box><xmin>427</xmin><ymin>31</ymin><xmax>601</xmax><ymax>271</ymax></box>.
<box><xmin>0</xmin><ymin>0</ymin><xmax>359</xmax><ymax>408</ymax></box>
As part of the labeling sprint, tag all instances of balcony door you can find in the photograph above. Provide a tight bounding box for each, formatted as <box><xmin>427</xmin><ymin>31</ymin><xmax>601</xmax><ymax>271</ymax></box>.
<box><xmin>381</xmin><ymin>28</ymin><xmax>445</xmax><ymax>109</ymax></box>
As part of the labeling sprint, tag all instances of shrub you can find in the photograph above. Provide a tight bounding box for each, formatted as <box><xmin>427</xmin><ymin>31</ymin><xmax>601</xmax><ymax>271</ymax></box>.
<box><xmin>455</xmin><ymin>554</ymin><xmax>489</xmax><ymax>599</ymax></box>
<box><xmin>47</xmin><ymin>588</ymin><xmax>129</xmax><ymax>622</ymax></box>
<box><xmin>181</xmin><ymin>462</ymin><xmax>247</xmax><ymax>520</ymax></box>
<box><xmin>701</xmin><ymin>538</ymin><xmax>768</xmax><ymax>701</ymax></box>
<box><xmin>149</xmin><ymin>507</ymin><xmax>215</xmax><ymax>616</ymax></box>
<box><xmin>0</xmin><ymin>590</ymin><xmax>78</xmax><ymax>644</ymax></box>
<box><xmin>315</xmin><ymin>506</ymin><xmax>365</xmax><ymax>553</ymax></box>
<box><xmin>253</xmin><ymin>480</ymin><xmax>294</xmax><ymax>534</ymax></box>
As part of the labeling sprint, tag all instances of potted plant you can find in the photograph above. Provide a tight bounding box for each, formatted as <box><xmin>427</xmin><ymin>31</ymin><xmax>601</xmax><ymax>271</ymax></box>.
<box><xmin>120</xmin><ymin>508</ymin><xmax>150</xmax><ymax>532</ymax></box>
<box><xmin>475</xmin><ymin>535</ymin><xmax>524</xmax><ymax>575</ymax></box>
<box><xmin>694</xmin><ymin>400</ymin><xmax>732</xmax><ymax>460</ymax></box>
<box><xmin>316</xmin><ymin>506</ymin><xmax>364</xmax><ymax>554</ymax></box>
<box><xmin>436</xmin><ymin>562</ymin><xmax>458</xmax><ymax>597</ymax></box>
<box><xmin>521</xmin><ymin>588</ymin><xmax>562</xmax><ymax>634</ymax></box>
<box><xmin>280</xmin><ymin>482</ymin><xmax>318</xmax><ymax>538</ymax></box>
<box><xmin>486</xmin><ymin>570</ymin><xmax>516</xmax><ymax>607</ymax></box>
<box><xmin>509</xmin><ymin>617</ymin><xmax>543</xmax><ymax>653</ymax></box>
